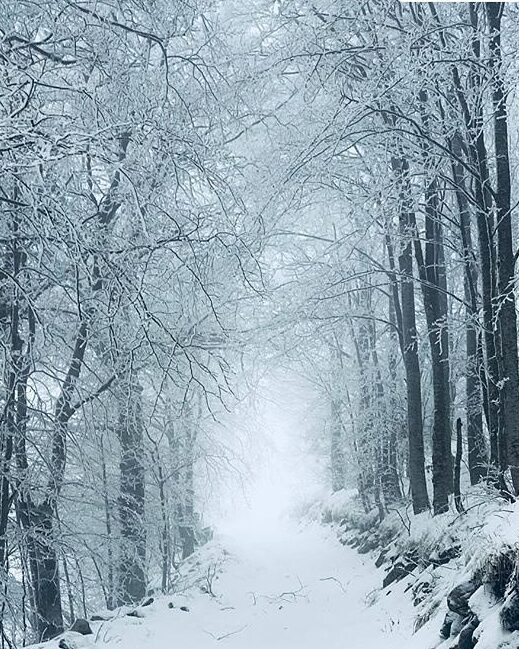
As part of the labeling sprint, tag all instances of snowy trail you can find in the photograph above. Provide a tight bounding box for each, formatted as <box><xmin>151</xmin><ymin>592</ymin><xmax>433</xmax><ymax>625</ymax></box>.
<box><xmin>89</xmin><ymin>518</ymin><xmax>415</xmax><ymax>649</ymax></box>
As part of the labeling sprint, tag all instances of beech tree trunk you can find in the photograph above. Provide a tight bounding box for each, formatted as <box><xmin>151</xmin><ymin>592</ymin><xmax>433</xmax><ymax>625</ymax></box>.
<box><xmin>370</xmin><ymin>320</ymin><xmax>402</xmax><ymax>505</ymax></box>
<box><xmin>415</xmin><ymin>92</ymin><xmax>452</xmax><ymax>514</ymax></box>
<box><xmin>486</xmin><ymin>3</ymin><xmax>519</xmax><ymax>492</ymax></box>
<box><xmin>330</xmin><ymin>398</ymin><xmax>346</xmax><ymax>492</ymax></box>
<box><xmin>454</xmin><ymin>418</ymin><xmax>464</xmax><ymax>514</ymax></box>
<box><xmin>329</xmin><ymin>342</ymin><xmax>346</xmax><ymax>493</ymax></box>
<box><xmin>169</xmin><ymin>399</ymin><xmax>198</xmax><ymax>562</ymax></box>
<box><xmin>459</xmin><ymin>4</ymin><xmax>501</xmax><ymax>472</ymax></box>
<box><xmin>451</xmin><ymin>135</ymin><xmax>488</xmax><ymax>484</ymax></box>
<box><xmin>116</xmin><ymin>373</ymin><xmax>146</xmax><ymax>606</ymax></box>
<box><xmin>390</xmin><ymin>158</ymin><xmax>429</xmax><ymax>514</ymax></box>
<box><xmin>18</xmin><ymin>502</ymin><xmax>63</xmax><ymax>641</ymax></box>
<box><xmin>179</xmin><ymin>459</ymin><xmax>196</xmax><ymax>560</ymax></box>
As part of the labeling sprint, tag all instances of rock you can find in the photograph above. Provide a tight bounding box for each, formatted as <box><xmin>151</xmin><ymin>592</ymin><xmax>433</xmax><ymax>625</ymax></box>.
<box><xmin>59</xmin><ymin>641</ymin><xmax>71</xmax><ymax>649</ymax></box>
<box><xmin>440</xmin><ymin>610</ymin><xmax>458</xmax><ymax>639</ymax></box>
<box><xmin>429</xmin><ymin>545</ymin><xmax>461</xmax><ymax>567</ymax></box>
<box><xmin>141</xmin><ymin>597</ymin><xmax>154</xmax><ymax>607</ymax></box>
<box><xmin>127</xmin><ymin>609</ymin><xmax>145</xmax><ymax>618</ymax></box>
<box><xmin>375</xmin><ymin>550</ymin><xmax>388</xmax><ymax>568</ymax></box>
<box><xmin>450</xmin><ymin>613</ymin><xmax>465</xmax><ymax>637</ymax></box>
<box><xmin>500</xmin><ymin>591</ymin><xmax>519</xmax><ymax>632</ymax></box>
<box><xmin>483</xmin><ymin>546</ymin><xmax>516</xmax><ymax>599</ymax></box>
<box><xmin>180</xmin><ymin>605</ymin><xmax>190</xmax><ymax>612</ymax></box>
<box><xmin>168</xmin><ymin>602</ymin><xmax>175</xmax><ymax>609</ymax></box>
<box><xmin>439</xmin><ymin>610</ymin><xmax>465</xmax><ymax>639</ymax></box>
<box><xmin>379</xmin><ymin>529</ymin><xmax>396</xmax><ymax>546</ymax></box>
<box><xmin>458</xmin><ymin>614</ymin><xmax>479</xmax><ymax>649</ymax></box>
<box><xmin>358</xmin><ymin>534</ymin><xmax>378</xmax><ymax>554</ymax></box>
<box><xmin>447</xmin><ymin>581</ymin><xmax>478</xmax><ymax>617</ymax></box>
<box><xmin>383</xmin><ymin>560</ymin><xmax>417</xmax><ymax>588</ymax></box>
<box><xmin>70</xmin><ymin>618</ymin><xmax>93</xmax><ymax>635</ymax></box>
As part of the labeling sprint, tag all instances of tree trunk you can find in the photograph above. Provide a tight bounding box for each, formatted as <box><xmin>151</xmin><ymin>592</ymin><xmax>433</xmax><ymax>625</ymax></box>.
<box><xmin>486</xmin><ymin>3</ymin><xmax>519</xmax><ymax>492</ymax></box>
<box><xmin>455</xmin><ymin>4</ymin><xmax>500</xmax><ymax>472</ymax></box>
<box><xmin>330</xmin><ymin>398</ymin><xmax>345</xmax><ymax>492</ymax></box>
<box><xmin>18</xmin><ymin>501</ymin><xmax>63</xmax><ymax>642</ymax></box>
<box><xmin>345</xmin><ymin>387</ymin><xmax>371</xmax><ymax>513</ymax></box>
<box><xmin>99</xmin><ymin>435</ymin><xmax>115</xmax><ymax>609</ymax></box>
<box><xmin>370</xmin><ymin>320</ymin><xmax>402</xmax><ymax>505</ymax></box>
<box><xmin>450</xmin><ymin>134</ymin><xmax>488</xmax><ymax>484</ymax></box>
<box><xmin>415</xmin><ymin>92</ymin><xmax>452</xmax><ymax>514</ymax></box>
<box><xmin>179</xmin><ymin>458</ymin><xmax>196</xmax><ymax>560</ymax></box>
<box><xmin>157</xmin><ymin>463</ymin><xmax>171</xmax><ymax>592</ymax></box>
<box><xmin>349</xmin><ymin>291</ymin><xmax>379</xmax><ymax>514</ymax></box>
<box><xmin>178</xmin><ymin>400</ymin><xmax>197</xmax><ymax>561</ymax></box>
<box><xmin>454</xmin><ymin>418</ymin><xmax>464</xmax><ymax>514</ymax></box>
<box><xmin>116</xmin><ymin>373</ymin><xmax>146</xmax><ymax>606</ymax></box>
<box><xmin>390</xmin><ymin>159</ymin><xmax>429</xmax><ymax>514</ymax></box>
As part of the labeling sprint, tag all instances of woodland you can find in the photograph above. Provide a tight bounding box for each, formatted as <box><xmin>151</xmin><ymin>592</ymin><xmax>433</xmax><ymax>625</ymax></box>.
<box><xmin>2</xmin><ymin>1</ymin><xmax>519</xmax><ymax>647</ymax></box>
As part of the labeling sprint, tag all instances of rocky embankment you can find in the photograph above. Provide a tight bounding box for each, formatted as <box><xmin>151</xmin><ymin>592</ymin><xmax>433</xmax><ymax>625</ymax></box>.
<box><xmin>321</xmin><ymin>489</ymin><xmax>519</xmax><ymax>649</ymax></box>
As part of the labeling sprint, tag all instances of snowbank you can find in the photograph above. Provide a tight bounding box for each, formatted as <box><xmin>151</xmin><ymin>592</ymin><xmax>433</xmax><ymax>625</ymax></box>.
<box><xmin>314</xmin><ymin>486</ymin><xmax>519</xmax><ymax>649</ymax></box>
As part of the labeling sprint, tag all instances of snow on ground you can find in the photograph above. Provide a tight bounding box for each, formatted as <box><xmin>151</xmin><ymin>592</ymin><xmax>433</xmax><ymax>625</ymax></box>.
<box><xmin>321</xmin><ymin>488</ymin><xmax>519</xmax><ymax>649</ymax></box>
<box><xmin>27</xmin><ymin>487</ymin><xmax>519</xmax><ymax>649</ymax></box>
<box><xmin>33</xmin><ymin>514</ymin><xmax>416</xmax><ymax>649</ymax></box>
<box><xmin>34</xmin><ymin>486</ymin><xmax>519</xmax><ymax>649</ymax></box>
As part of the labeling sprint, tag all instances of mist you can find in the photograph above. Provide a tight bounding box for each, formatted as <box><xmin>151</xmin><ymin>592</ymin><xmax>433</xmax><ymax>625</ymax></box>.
<box><xmin>2</xmin><ymin>2</ymin><xmax>519</xmax><ymax>649</ymax></box>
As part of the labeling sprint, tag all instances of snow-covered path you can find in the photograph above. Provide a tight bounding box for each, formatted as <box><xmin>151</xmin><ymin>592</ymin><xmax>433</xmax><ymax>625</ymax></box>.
<box><xmin>206</xmin><ymin>520</ymin><xmax>413</xmax><ymax>649</ymax></box>
<box><xmin>86</xmin><ymin>518</ymin><xmax>415</xmax><ymax>649</ymax></box>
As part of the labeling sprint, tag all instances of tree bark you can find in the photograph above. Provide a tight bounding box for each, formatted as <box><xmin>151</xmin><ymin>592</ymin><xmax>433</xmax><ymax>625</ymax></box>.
<box><xmin>455</xmin><ymin>4</ymin><xmax>500</xmax><ymax>471</ymax></box>
<box><xmin>390</xmin><ymin>159</ymin><xmax>429</xmax><ymax>514</ymax></box>
<box><xmin>415</xmin><ymin>91</ymin><xmax>452</xmax><ymax>514</ymax></box>
<box><xmin>18</xmin><ymin>501</ymin><xmax>63</xmax><ymax>641</ymax></box>
<box><xmin>370</xmin><ymin>319</ymin><xmax>402</xmax><ymax>505</ymax></box>
<box><xmin>450</xmin><ymin>134</ymin><xmax>488</xmax><ymax>484</ymax></box>
<box><xmin>330</xmin><ymin>398</ymin><xmax>346</xmax><ymax>492</ymax></box>
<box><xmin>116</xmin><ymin>372</ymin><xmax>146</xmax><ymax>606</ymax></box>
<box><xmin>486</xmin><ymin>3</ymin><xmax>519</xmax><ymax>492</ymax></box>
<box><xmin>454</xmin><ymin>418</ymin><xmax>464</xmax><ymax>514</ymax></box>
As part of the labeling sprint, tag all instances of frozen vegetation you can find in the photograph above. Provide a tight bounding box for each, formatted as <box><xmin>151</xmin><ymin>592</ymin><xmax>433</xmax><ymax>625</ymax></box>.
<box><xmin>4</xmin><ymin>1</ymin><xmax>519</xmax><ymax>648</ymax></box>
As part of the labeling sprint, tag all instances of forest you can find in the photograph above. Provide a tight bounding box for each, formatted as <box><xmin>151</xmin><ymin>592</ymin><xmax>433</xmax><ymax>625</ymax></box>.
<box><xmin>2</xmin><ymin>1</ymin><xmax>519</xmax><ymax>648</ymax></box>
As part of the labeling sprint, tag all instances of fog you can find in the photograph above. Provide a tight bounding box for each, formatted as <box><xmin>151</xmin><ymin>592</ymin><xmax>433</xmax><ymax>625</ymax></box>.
<box><xmin>213</xmin><ymin>367</ymin><xmax>329</xmax><ymax>533</ymax></box>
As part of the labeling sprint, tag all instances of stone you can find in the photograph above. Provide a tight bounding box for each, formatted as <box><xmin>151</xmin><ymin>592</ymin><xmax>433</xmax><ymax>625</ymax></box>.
<box><xmin>91</xmin><ymin>614</ymin><xmax>111</xmax><ymax>622</ymax></box>
<box><xmin>358</xmin><ymin>535</ymin><xmax>378</xmax><ymax>554</ymax></box>
<box><xmin>375</xmin><ymin>550</ymin><xmax>388</xmax><ymax>568</ymax></box>
<box><xmin>70</xmin><ymin>619</ymin><xmax>93</xmax><ymax>635</ymax></box>
<box><xmin>440</xmin><ymin>610</ymin><xmax>459</xmax><ymax>639</ymax></box>
<box><xmin>458</xmin><ymin>614</ymin><xmax>479</xmax><ymax>649</ymax></box>
<box><xmin>447</xmin><ymin>581</ymin><xmax>478</xmax><ymax>617</ymax></box>
<box><xmin>383</xmin><ymin>560</ymin><xmax>417</xmax><ymax>588</ymax></box>
<box><xmin>500</xmin><ymin>591</ymin><xmax>519</xmax><ymax>632</ymax></box>
<box><xmin>429</xmin><ymin>545</ymin><xmax>461</xmax><ymax>567</ymax></box>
